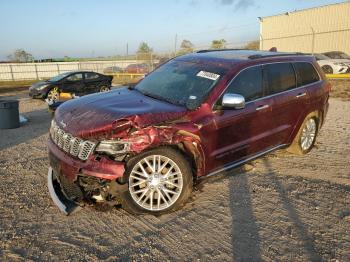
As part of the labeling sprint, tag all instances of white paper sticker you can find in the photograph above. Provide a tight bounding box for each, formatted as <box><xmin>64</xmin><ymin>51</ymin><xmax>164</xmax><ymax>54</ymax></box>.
<box><xmin>196</xmin><ymin>71</ymin><xmax>220</xmax><ymax>81</ymax></box>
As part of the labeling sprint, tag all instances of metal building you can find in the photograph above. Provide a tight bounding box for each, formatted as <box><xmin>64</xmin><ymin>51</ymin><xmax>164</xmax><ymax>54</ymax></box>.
<box><xmin>259</xmin><ymin>1</ymin><xmax>350</xmax><ymax>55</ymax></box>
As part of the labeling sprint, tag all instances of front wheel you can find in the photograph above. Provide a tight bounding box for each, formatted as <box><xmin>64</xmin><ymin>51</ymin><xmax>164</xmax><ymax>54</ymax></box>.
<box><xmin>322</xmin><ymin>65</ymin><xmax>333</xmax><ymax>74</ymax></box>
<box><xmin>46</xmin><ymin>87</ymin><xmax>60</xmax><ymax>102</ymax></box>
<box><xmin>123</xmin><ymin>147</ymin><xmax>193</xmax><ymax>215</ymax></box>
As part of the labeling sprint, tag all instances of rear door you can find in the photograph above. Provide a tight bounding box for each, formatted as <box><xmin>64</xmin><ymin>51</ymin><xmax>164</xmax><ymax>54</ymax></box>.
<box><xmin>265</xmin><ymin>62</ymin><xmax>311</xmax><ymax>145</ymax></box>
<box><xmin>205</xmin><ymin>65</ymin><xmax>275</xmax><ymax>172</ymax></box>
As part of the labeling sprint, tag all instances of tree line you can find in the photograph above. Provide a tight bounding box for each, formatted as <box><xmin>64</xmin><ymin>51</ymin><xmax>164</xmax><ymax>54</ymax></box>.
<box><xmin>6</xmin><ymin>40</ymin><xmax>259</xmax><ymax>62</ymax></box>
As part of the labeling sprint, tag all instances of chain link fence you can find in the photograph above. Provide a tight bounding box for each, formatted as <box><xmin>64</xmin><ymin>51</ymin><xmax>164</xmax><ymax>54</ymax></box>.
<box><xmin>0</xmin><ymin>53</ymin><xmax>158</xmax><ymax>81</ymax></box>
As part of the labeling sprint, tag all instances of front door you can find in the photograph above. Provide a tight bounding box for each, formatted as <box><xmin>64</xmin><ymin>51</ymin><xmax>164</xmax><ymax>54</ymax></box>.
<box><xmin>62</xmin><ymin>73</ymin><xmax>85</xmax><ymax>95</ymax></box>
<box><xmin>202</xmin><ymin>65</ymin><xmax>275</xmax><ymax>173</ymax></box>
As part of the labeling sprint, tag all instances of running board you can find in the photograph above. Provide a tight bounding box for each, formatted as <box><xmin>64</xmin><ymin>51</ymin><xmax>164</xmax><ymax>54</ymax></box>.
<box><xmin>47</xmin><ymin>167</ymin><xmax>81</xmax><ymax>215</ymax></box>
<box><xmin>205</xmin><ymin>144</ymin><xmax>287</xmax><ymax>178</ymax></box>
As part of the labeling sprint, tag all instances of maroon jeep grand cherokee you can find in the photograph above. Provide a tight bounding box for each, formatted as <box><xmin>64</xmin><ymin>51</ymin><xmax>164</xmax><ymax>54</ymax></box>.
<box><xmin>48</xmin><ymin>50</ymin><xmax>330</xmax><ymax>215</ymax></box>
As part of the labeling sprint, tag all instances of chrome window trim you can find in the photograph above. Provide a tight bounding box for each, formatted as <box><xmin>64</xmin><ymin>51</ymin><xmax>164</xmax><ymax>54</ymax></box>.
<box><xmin>212</xmin><ymin>61</ymin><xmax>322</xmax><ymax>110</ymax></box>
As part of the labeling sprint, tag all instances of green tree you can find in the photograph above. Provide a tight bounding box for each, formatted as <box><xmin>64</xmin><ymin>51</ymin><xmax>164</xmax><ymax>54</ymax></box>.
<box><xmin>137</xmin><ymin>42</ymin><xmax>153</xmax><ymax>54</ymax></box>
<box><xmin>178</xmin><ymin>39</ymin><xmax>194</xmax><ymax>55</ymax></box>
<box><xmin>244</xmin><ymin>40</ymin><xmax>260</xmax><ymax>50</ymax></box>
<box><xmin>7</xmin><ymin>49</ymin><xmax>34</xmax><ymax>62</ymax></box>
<box><xmin>210</xmin><ymin>39</ymin><xmax>227</xmax><ymax>49</ymax></box>
<box><xmin>137</xmin><ymin>42</ymin><xmax>153</xmax><ymax>61</ymax></box>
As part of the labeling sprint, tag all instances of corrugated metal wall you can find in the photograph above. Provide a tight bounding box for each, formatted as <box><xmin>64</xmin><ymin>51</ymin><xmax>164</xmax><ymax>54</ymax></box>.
<box><xmin>260</xmin><ymin>2</ymin><xmax>350</xmax><ymax>54</ymax></box>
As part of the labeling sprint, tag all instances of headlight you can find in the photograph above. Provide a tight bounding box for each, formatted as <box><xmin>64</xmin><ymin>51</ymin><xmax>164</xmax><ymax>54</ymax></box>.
<box><xmin>37</xmin><ymin>84</ymin><xmax>49</xmax><ymax>90</ymax></box>
<box><xmin>95</xmin><ymin>140</ymin><xmax>130</xmax><ymax>155</ymax></box>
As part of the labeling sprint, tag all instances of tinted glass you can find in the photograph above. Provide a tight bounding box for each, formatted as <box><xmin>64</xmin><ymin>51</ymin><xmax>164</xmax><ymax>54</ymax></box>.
<box><xmin>265</xmin><ymin>63</ymin><xmax>296</xmax><ymax>95</ymax></box>
<box><xmin>294</xmin><ymin>62</ymin><xmax>320</xmax><ymax>87</ymax></box>
<box><xmin>67</xmin><ymin>73</ymin><xmax>83</xmax><ymax>81</ymax></box>
<box><xmin>225</xmin><ymin>66</ymin><xmax>263</xmax><ymax>102</ymax></box>
<box><xmin>85</xmin><ymin>72</ymin><xmax>99</xmax><ymax>80</ymax></box>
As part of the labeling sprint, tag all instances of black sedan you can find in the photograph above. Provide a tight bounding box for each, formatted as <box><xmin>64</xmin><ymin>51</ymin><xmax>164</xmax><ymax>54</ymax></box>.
<box><xmin>29</xmin><ymin>71</ymin><xmax>113</xmax><ymax>101</ymax></box>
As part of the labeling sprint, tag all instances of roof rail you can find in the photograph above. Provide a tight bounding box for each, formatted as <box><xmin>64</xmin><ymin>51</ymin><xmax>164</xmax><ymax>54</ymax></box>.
<box><xmin>248</xmin><ymin>52</ymin><xmax>305</xmax><ymax>59</ymax></box>
<box><xmin>196</xmin><ymin>49</ymin><xmax>246</xmax><ymax>53</ymax></box>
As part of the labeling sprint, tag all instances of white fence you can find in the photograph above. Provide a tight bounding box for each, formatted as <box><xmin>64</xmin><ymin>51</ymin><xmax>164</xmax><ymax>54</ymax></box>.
<box><xmin>0</xmin><ymin>60</ymin><xmax>149</xmax><ymax>81</ymax></box>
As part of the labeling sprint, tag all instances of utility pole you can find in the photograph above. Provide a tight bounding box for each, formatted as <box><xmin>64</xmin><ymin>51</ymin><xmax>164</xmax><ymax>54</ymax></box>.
<box><xmin>174</xmin><ymin>34</ymin><xmax>178</xmax><ymax>57</ymax></box>
<box><xmin>126</xmin><ymin>43</ymin><xmax>129</xmax><ymax>57</ymax></box>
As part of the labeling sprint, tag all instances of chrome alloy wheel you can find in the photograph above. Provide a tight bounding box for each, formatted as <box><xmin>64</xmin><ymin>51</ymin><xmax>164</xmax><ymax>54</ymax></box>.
<box><xmin>129</xmin><ymin>155</ymin><xmax>183</xmax><ymax>211</ymax></box>
<box><xmin>47</xmin><ymin>88</ymin><xmax>59</xmax><ymax>102</ymax></box>
<box><xmin>300</xmin><ymin>118</ymin><xmax>316</xmax><ymax>151</ymax></box>
<box><xmin>99</xmin><ymin>86</ymin><xmax>110</xmax><ymax>92</ymax></box>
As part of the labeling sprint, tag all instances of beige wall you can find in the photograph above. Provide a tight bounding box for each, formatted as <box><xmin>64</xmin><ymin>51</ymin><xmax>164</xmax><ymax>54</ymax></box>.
<box><xmin>260</xmin><ymin>2</ymin><xmax>350</xmax><ymax>55</ymax></box>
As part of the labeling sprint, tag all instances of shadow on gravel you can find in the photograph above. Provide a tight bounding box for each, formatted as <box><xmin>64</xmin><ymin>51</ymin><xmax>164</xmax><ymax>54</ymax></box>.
<box><xmin>262</xmin><ymin>158</ymin><xmax>322</xmax><ymax>261</ymax></box>
<box><xmin>0</xmin><ymin>108</ymin><xmax>51</xmax><ymax>150</ymax></box>
<box><xmin>229</xmin><ymin>171</ymin><xmax>262</xmax><ymax>261</ymax></box>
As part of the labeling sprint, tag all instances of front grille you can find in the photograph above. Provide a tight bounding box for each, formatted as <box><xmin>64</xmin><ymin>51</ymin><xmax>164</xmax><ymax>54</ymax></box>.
<box><xmin>50</xmin><ymin>120</ymin><xmax>96</xmax><ymax>161</ymax></box>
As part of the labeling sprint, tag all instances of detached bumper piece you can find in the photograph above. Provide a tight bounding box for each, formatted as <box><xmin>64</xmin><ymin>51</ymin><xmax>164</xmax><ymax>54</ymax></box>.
<box><xmin>47</xmin><ymin>167</ymin><xmax>81</xmax><ymax>215</ymax></box>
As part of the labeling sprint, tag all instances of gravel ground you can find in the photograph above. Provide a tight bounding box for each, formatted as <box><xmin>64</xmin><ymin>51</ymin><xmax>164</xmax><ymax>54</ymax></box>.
<box><xmin>0</xmin><ymin>89</ymin><xmax>349</xmax><ymax>261</ymax></box>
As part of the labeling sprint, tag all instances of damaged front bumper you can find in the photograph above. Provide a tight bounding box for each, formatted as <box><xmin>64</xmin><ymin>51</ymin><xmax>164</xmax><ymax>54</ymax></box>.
<box><xmin>47</xmin><ymin>167</ymin><xmax>80</xmax><ymax>215</ymax></box>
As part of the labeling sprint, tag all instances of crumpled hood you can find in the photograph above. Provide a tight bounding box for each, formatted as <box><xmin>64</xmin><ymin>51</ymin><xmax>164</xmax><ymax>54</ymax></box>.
<box><xmin>55</xmin><ymin>87</ymin><xmax>187</xmax><ymax>138</ymax></box>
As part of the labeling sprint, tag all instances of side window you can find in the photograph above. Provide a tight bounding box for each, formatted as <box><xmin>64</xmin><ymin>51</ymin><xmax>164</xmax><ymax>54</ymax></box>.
<box><xmin>85</xmin><ymin>72</ymin><xmax>99</xmax><ymax>80</ymax></box>
<box><xmin>294</xmin><ymin>62</ymin><xmax>320</xmax><ymax>87</ymax></box>
<box><xmin>265</xmin><ymin>63</ymin><xmax>296</xmax><ymax>95</ymax></box>
<box><xmin>67</xmin><ymin>73</ymin><xmax>83</xmax><ymax>81</ymax></box>
<box><xmin>224</xmin><ymin>66</ymin><xmax>263</xmax><ymax>102</ymax></box>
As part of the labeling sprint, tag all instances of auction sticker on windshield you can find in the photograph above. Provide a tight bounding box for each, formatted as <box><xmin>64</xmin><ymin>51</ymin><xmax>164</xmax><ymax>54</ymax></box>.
<box><xmin>196</xmin><ymin>71</ymin><xmax>220</xmax><ymax>81</ymax></box>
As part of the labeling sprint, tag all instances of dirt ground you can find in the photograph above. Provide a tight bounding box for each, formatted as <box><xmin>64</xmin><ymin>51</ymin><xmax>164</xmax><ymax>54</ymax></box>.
<box><xmin>0</xmin><ymin>81</ymin><xmax>349</xmax><ymax>261</ymax></box>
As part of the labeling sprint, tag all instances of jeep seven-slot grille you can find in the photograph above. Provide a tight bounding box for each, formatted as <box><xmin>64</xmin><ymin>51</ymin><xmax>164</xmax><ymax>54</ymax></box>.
<box><xmin>50</xmin><ymin>120</ymin><xmax>96</xmax><ymax>161</ymax></box>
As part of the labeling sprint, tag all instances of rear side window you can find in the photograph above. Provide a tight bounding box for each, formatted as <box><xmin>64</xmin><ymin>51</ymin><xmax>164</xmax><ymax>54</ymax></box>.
<box><xmin>265</xmin><ymin>63</ymin><xmax>296</xmax><ymax>95</ymax></box>
<box><xmin>225</xmin><ymin>66</ymin><xmax>263</xmax><ymax>102</ymax></box>
<box><xmin>294</xmin><ymin>62</ymin><xmax>320</xmax><ymax>87</ymax></box>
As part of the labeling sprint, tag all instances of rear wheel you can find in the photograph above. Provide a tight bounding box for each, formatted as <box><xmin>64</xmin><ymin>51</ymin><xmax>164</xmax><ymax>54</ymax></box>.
<box><xmin>123</xmin><ymin>147</ymin><xmax>193</xmax><ymax>215</ymax></box>
<box><xmin>287</xmin><ymin>115</ymin><xmax>318</xmax><ymax>155</ymax></box>
<box><xmin>99</xmin><ymin>86</ymin><xmax>110</xmax><ymax>92</ymax></box>
<box><xmin>322</xmin><ymin>65</ymin><xmax>333</xmax><ymax>74</ymax></box>
<box><xmin>46</xmin><ymin>87</ymin><xmax>60</xmax><ymax>102</ymax></box>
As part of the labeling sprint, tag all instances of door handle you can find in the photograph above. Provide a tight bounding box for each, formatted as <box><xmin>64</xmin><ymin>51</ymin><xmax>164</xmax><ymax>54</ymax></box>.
<box><xmin>256</xmin><ymin>104</ymin><xmax>269</xmax><ymax>111</ymax></box>
<box><xmin>296</xmin><ymin>92</ymin><xmax>306</xmax><ymax>98</ymax></box>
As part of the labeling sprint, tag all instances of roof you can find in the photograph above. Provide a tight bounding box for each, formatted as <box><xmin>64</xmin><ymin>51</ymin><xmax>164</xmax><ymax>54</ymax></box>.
<box><xmin>175</xmin><ymin>49</ymin><xmax>306</xmax><ymax>64</ymax></box>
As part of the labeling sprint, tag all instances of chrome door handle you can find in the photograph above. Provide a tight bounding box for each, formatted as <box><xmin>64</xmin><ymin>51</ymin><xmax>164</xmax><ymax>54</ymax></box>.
<box><xmin>256</xmin><ymin>104</ymin><xmax>269</xmax><ymax>111</ymax></box>
<box><xmin>296</xmin><ymin>92</ymin><xmax>306</xmax><ymax>98</ymax></box>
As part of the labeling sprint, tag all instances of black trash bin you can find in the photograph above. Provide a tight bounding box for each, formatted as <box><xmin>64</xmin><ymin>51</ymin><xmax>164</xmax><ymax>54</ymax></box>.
<box><xmin>0</xmin><ymin>100</ymin><xmax>20</xmax><ymax>129</ymax></box>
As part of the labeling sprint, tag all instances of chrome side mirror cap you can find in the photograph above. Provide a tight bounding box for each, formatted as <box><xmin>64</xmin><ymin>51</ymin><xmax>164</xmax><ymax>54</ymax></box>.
<box><xmin>222</xmin><ymin>93</ymin><xmax>245</xmax><ymax>109</ymax></box>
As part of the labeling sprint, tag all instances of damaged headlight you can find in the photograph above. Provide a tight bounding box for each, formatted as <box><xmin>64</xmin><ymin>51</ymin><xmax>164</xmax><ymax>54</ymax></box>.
<box><xmin>95</xmin><ymin>140</ymin><xmax>130</xmax><ymax>155</ymax></box>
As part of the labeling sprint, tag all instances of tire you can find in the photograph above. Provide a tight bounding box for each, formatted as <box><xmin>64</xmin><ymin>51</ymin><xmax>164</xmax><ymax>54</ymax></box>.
<box><xmin>99</xmin><ymin>86</ymin><xmax>110</xmax><ymax>92</ymax></box>
<box><xmin>287</xmin><ymin>115</ymin><xmax>318</xmax><ymax>155</ymax></box>
<box><xmin>321</xmin><ymin>65</ymin><xmax>333</xmax><ymax>74</ymax></box>
<box><xmin>46</xmin><ymin>87</ymin><xmax>60</xmax><ymax>102</ymax></box>
<box><xmin>122</xmin><ymin>147</ymin><xmax>193</xmax><ymax>215</ymax></box>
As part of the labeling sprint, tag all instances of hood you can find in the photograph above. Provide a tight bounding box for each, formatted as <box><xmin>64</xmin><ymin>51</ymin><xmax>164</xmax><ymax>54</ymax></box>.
<box><xmin>31</xmin><ymin>80</ymin><xmax>50</xmax><ymax>89</ymax></box>
<box><xmin>55</xmin><ymin>87</ymin><xmax>187</xmax><ymax>138</ymax></box>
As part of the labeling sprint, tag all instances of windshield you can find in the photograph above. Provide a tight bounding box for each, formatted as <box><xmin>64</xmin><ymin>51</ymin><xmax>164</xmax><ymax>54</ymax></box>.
<box><xmin>135</xmin><ymin>60</ymin><xmax>227</xmax><ymax>109</ymax></box>
<box><xmin>49</xmin><ymin>72</ymin><xmax>71</xmax><ymax>82</ymax></box>
<box><xmin>314</xmin><ymin>54</ymin><xmax>330</xmax><ymax>60</ymax></box>
<box><xmin>325</xmin><ymin>52</ymin><xmax>350</xmax><ymax>59</ymax></box>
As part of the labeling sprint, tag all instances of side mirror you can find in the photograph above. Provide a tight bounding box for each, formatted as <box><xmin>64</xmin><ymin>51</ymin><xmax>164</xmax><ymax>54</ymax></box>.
<box><xmin>222</xmin><ymin>93</ymin><xmax>245</xmax><ymax>109</ymax></box>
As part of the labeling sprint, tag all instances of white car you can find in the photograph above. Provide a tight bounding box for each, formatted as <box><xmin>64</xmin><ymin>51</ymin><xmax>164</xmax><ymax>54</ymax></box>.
<box><xmin>313</xmin><ymin>53</ymin><xmax>349</xmax><ymax>74</ymax></box>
